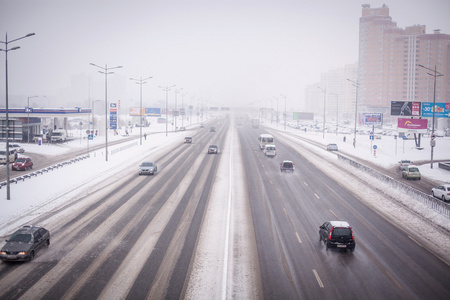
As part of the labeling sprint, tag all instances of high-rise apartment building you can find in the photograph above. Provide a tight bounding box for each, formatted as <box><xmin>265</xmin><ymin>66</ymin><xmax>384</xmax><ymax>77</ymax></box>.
<box><xmin>358</xmin><ymin>4</ymin><xmax>450</xmax><ymax>126</ymax></box>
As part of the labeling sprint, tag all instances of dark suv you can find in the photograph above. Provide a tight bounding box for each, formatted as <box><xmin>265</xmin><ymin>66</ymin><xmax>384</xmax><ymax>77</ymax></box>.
<box><xmin>280</xmin><ymin>160</ymin><xmax>294</xmax><ymax>173</ymax></box>
<box><xmin>0</xmin><ymin>225</ymin><xmax>50</xmax><ymax>262</ymax></box>
<box><xmin>319</xmin><ymin>221</ymin><xmax>355</xmax><ymax>251</ymax></box>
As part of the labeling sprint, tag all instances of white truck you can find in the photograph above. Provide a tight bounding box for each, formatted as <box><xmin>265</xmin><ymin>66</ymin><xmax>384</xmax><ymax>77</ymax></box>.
<box><xmin>51</xmin><ymin>129</ymin><xmax>67</xmax><ymax>143</ymax></box>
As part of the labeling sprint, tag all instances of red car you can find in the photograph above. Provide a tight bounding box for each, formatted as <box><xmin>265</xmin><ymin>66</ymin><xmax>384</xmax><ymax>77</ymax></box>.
<box><xmin>12</xmin><ymin>157</ymin><xmax>33</xmax><ymax>171</ymax></box>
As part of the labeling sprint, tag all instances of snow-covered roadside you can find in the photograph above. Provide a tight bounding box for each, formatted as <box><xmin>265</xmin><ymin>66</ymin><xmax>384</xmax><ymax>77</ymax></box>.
<box><xmin>185</xmin><ymin>121</ymin><xmax>261</xmax><ymax>299</ymax></box>
<box><xmin>0</xmin><ymin>128</ymin><xmax>184</xmax><ymax>237</ymax></box>
<box><xmin>274</xmin><ymin>130</ymin><xmax>450</xmax><ymax>263</ymax></box>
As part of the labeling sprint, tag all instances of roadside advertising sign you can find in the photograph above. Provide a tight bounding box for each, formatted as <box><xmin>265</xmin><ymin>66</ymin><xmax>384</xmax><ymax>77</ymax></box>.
<box><xmin>422</xmin><ymin>102</ymin><xmax>450</xmax><ymax>118</ymax></box>
<box><xmin>397</xmin><ymin>118</ymin><xmax>428</xmax><ymax>133</ymax></box>
<box><xmin>145</xmin><ymin>107</ymin><xmax>161</xmax><ymax>116</ymax></box>
<box><xmin>110</xmin><ymin>103</ymin><xmax>117</xmax><ymax>129</ymax></box>
<box><xmin>362</xmin><ymin>113</ymin><xmax>383</xmax><ymax>125</ymax></box>
<box><xmin>391</xmin><ymin>101</ymin><xmax>421</xmax><ymax>116</ymax></box>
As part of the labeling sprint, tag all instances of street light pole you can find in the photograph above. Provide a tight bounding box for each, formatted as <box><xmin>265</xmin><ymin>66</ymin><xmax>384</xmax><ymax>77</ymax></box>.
<box><xmin>130</xmin><ymin>76</ymin><xmax>152</xmax><ymax>145</ymax></box>
<box><xmin>280</xmin><ymin>94</ymin><xmax>287</xmax><ymax>130</ymax></box>
<box><xmin>90</xmin><ymin>63</ymin><xmax>122</xmax><ymax>162</ymax></box>
<box><xmin>0</xmin><ymin>32</ymin><xmax>35</xmax><ymax>200</ymax></box>
<box><xmin>27</xmin><ymin>95</ymin><xmax>38</xmax><ymax>143</ymax></box>
<box><xmin>318</xmin><ymin>87</ymin><xmax>326</xmax><ymax>138</ymax></box>
<box><xmin>347</xmin><ymin>78</ymin><xmax>360</xmax><ymax>148</ymax></box>
<box><xmin>329</xmin><ymin>92</ymin><xmax>338</xmax><ymax>136</ymax></box>
<box><xmin>159</xmin><ymin>85</ymin><xmax>176</xmax><ymax>136</ymax></box>
<box><xmin>174</xmin><ymin>88</ymin><xmax>183</xmax><ymax>131</ymax></box>
<box><xmin>418</xmin><ymin>64</ymin><xmax>444</xmax><ymax>169</ymax></box>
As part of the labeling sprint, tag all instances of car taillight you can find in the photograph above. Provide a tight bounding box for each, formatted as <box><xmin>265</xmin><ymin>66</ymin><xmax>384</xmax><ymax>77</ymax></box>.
<box><xmin>350</xmin><ymin>228</ymin><xmax>355</xmax><ymax>240</ymax></box>
<box><xmin>328</xmin><ymin>227</ymin><xmax>333</xmax><ymax>240</ymax></box>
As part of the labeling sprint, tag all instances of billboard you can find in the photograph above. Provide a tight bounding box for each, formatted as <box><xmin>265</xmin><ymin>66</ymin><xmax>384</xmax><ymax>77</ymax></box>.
<box><xmin>397</xmin><ymin>118</ymin><xmax>428</xmax><ymax>133</ymax></box>
<box><xmin>145</xmin><ymin>107</ymin><xmax>161</xmax><ymax>116</ymax></box>
<box><xmin>362</xmin><ymin>113</ymin><xmax>383</xmax><ymax>125</ymax></box>
<box><xmin>293</xmin><ymin>112</ymin><xmax>314</xmax><ymax>120</ymax></box>
<box><xmin>422</xmin><ymin>102</ymin><xmax>450</xmax><ymax>118</ymax></box>
<box><xmin>391</xmin><ymin>101</ymin><xmax>421</xmax><ymax>116</ymax></box>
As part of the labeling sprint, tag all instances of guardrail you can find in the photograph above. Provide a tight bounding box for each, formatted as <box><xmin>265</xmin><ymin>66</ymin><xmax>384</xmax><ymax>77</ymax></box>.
<box><xmin>337</xmin><ymin>153</ymin><xmax>450</xmax><ymax>219</ymax></box>
<box><xmin>0</xmin><ymin>155</ymin><xmax>90</xmax><ymax>188</ymax></box>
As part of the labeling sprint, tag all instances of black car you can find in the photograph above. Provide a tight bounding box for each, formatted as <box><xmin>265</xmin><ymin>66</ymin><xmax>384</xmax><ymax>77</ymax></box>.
<box><xmin>0</xmin><ymin>225</ymin><xmax>50</xmax><ymax>262</ymax></box>
<box><xmin>210</xmin><ymin>127</ymin><xmax>216</xmax><ymax>132</ymax></box>
<box><xmin>319</xmin><ymin>221</ymin><xmax>355</xmax><ymax>251</ymax></box>
<box><xmin>280</xmin><ymin>160</ymin><xmax>294</xmax><ymax>173</ymax></box>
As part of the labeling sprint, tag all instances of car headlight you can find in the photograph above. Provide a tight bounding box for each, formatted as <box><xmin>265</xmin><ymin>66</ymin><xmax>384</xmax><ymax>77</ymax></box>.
<box><xmin>0</xmin><ymin>251</ymin><xmax>6</xmax><ymax>255</ymax></box>
<box><xmin>18</xmin><ymin>251</ymin><xmax>27</xmax><ymax>255</ymax></box>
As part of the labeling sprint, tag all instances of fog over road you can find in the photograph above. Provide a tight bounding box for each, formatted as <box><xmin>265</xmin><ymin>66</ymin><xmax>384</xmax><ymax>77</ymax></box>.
<box><xmin>0</xmin><ymin>118</ymin><xmax>449</xmax><ymax>299</ymax></box>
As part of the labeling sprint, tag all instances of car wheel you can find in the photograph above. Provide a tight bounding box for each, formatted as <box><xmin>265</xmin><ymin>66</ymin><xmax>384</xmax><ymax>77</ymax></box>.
<box><xmin>325</xmin><ymin>242</ymin><xmax>329</xmax><ymax>250</ymax></box>
<box><xmin>29</xmin><ymin>251</ymin><xmax>35</xmax><ymax>261</ymax></box>
<box><xmin>45</xmin><ymin>239</ymin><xmax>50</xmax><ymax>248</ymax></box>
<box><xmin>443</xmin><ymin>195</ymin><xmax>446</xmax><ymax>201</ymax></box>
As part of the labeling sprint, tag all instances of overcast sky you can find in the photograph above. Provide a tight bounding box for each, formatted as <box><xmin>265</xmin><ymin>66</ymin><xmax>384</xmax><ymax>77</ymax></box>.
<box><xmin>1</xmin><ymin>0</ymin><xmax>449</xmax><ymax>111</ymax></box>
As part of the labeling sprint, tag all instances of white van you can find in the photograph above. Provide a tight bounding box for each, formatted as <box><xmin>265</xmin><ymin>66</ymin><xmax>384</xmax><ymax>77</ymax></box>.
<box><xmin>264</xmin><ymin>144</ymin><xmax>277</xmax><ymax>157</ymax></box>
<box><xmin>0</xmin><ymin>149</ymin><xmax>17</xmax><ymax>164</ymax></box>
<box><xmin>259</xmin><ymin>134</ymin><xmax>274</xmax><ymax>149</ymax></box>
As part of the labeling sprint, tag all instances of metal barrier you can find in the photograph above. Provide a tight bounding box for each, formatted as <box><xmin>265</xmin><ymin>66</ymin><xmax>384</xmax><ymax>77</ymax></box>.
<box><xmin>337</xmin><ymin>153</ymin><xmax>450</xmax><ymax>219</ymax></box>
<box><xmin>0</xmin><ymin>154</ymin><xmax>90</xmax><ymax>188</ymax></box>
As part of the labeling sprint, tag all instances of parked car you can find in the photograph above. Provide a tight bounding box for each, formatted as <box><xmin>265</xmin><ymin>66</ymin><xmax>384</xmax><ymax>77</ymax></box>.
<box><xmin>138</xmin><ymin>161</ymin><xmax>157</xmax><ymax>175</ymax></box>
<box><xmin>402</xmin><ymin>165</ymin><xmax>421</xmax><ymax>180</ymax></box>
<box><xmin>12</xmin><ymin>157</ymin><xmax>33</xmax><ymax>171</ymax></box>
<box><xmin>9</xmin><ymin>144</ymin><xmax>25</xmax><ymax>153</ymax></box>
<box><xmin>208</xmin><ymin>145</ymin><xmax>218</xmax><ymax>154</ymax></box>
<box><xmin>398</xmin><ymin>160</ymin><xmax>413</xmax><ymax>171</ymax></box>
<box><xmin>0</xmin><ymin>225</ymin><xmax>50</xmax><ymax>262</ymax></box>
<box><xmin>184</xmin><ymin>137</ymin><xmax>192</xmax><ymax>143</ymax></box>
<box><xmin>280</xmin><ymin>160</ymin><xmax>294</xmax><ymax>173</ymax></box>
<box><xmin>431</xmin><ymin>184</ymin><xmax>450</xmax><ymax>202</ymax></box>
<box><xmin>319</xmin><ymin>221</ymin><xmax>355</xmax><ymax>251</ymax></box>
<box><xmin>326</xmin><ymin>143</ymin><xmax>338</xmax><ymax>151</ymax></box>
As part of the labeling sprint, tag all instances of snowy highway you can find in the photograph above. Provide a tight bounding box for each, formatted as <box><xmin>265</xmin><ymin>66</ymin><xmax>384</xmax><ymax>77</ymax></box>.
<box><xmin>0</xmin><ymin>118</ymin><xmax>449</xmax><ymax>299</ymax></box>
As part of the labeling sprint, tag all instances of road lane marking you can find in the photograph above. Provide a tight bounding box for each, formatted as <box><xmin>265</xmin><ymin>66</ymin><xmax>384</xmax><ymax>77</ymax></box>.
<box><xmin>312</xmin><ymin>269</ymin><xmax>324</xmax><ymax>288</ymax></box>
<box><xmin>303</xmin><ymin>181</ymin><xmax>308</xmax><ymax>186</ymax></box>
<box><xmin>314</xmin><ymin>193</ymin><xmax>320</xmax><ymax>199</ymax></box>
<box><xmin>330</xmin><ymin>209</ymin><xmax>338</xmax><ymax>219</ymax></box>
<box><xmin>295</xmin><ymin>232</ymin><xmax>302</xmax><ymax>244</ymax></box>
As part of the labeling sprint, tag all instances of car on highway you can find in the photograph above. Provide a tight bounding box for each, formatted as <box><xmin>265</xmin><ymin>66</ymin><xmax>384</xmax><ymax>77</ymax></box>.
<box><xmin>319</xmin><ymin>221</ymin><xmax>355</xmax><ymax>251</ymax></box>
<box><xmin>431</xmin><ymin>184</ymin><xmax>450</xmax><ymax>202</ymax></box>
<box><xmin>138</xmin><ymin>161</ymin><xmax>157</xmax><ymax>175</ymax></box>
<box><xmin>263</xmin><ymin>144</ymin><xmax>277</xmax><ymax>157</ymax></box>
<box><xmin>0</xmin><ymin>225</ymin><xmax>50</xmax><ymax>262</ymax></box>
<box><xmin>398</xmin><ymin>160</ymin><xmax>413</xmax><ymax>171</ymax></box>
<box><xmin>184</xmin><ymin>137</ymin><xmax>192</xmax><ymax>143</ymax></box>
<box><xmin>12</xmin><ymin>157</ymin><xmax>33</xmax><ymax>171</ymax></box>
<box><xmin>280</xmin><ymin>160</ymin><xmax>294</xmax><ymax>173</ymax></box>
<box><xmin>210</xmin><ymin>127</ymin><xmax>216</xmax><ymax>132</ymax></box>
<box><xmin>9</xmin><ymin>144</ymin><xmax>25</xmax><ymax>153</ymax></box>
<box><xmin>200</xmin><ymin>123</ymin><xmax>205</xmax><ymax>128</ymax></box>
<box><xmin>326</xmin><ymin>143</ymin><xmax>338</xmax><ymax>151</ymax></box>
<box><xmin>179</xmin><ymin>127</ymin><xmax>186</xmax><ymax>131</ymax></box>
<box><xmin>402</xmin><ymin>165</ymin><xmax>421</xmax><ymax>180</ymax></box>
<box><xmin>207</xmin><ymin>145</ymin><xmax>218</xmax><ymax>154</ymax></box>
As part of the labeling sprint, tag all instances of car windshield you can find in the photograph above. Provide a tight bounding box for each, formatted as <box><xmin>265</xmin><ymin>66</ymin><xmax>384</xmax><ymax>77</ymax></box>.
<box><xmin>409</xmin><ymin>167</ymin><xmax>419</xmax><ymax>172</ymax></box>
<box><xmin>15</xmin><ymin>158</ymin><xmax>26</xmax><ymax>163</ymax></box>
<box><xmin>141</xmin><ymin>162</ymin><xmax>154</xmax><ymax>167</ymax></box>
<box><xmin>9</xmin><ymin>233</ymin><xmax>32</xmax><ymax>243</ymax></box>
<box><xmin>401</xmin><ymin>160</ymin><xmax>411</xmax><ymax>164</ymax></box>
<box><xmin>333</xmin><ymin>228</ymin><xmax>351</xmax><ymax>237</ymax></box>
<box><xmin>209</xmin><ymin>145</ymin><xmax>217</xmax><ymax>148</ymax></box>
<box><xmin>283</xmin><ymin>162</ymin><xmax>293</xmax><ymax>168</ymax></box>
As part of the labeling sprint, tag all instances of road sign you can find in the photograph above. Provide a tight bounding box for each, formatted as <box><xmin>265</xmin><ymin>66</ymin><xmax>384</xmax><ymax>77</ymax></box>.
<box><xmin>373</xmin><ymin>145</ymin><xmax>377</xmax><ymax>149</ymax></box>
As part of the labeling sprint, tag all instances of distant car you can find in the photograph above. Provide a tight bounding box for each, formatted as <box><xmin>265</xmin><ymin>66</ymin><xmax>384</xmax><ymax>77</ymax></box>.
<box><xmin>184</xmin><ymin>137</ymin><xmax>192</xmax><ymax>143</ymax></box>
<box><xmin>398</xmin><ymin>160</ymin><xmax>413</xmax><ymax>171</ymax></box>
<box><xmin>138</xmin><ymin>161</ymin><xmax>157</xmax><ymax>175</ymax></box>
<box><xmin>12</xmin><ymin>157</ymin><xmax>33</xmax><ymax>171</ymax></box>
<box><xmin>319</xmin><ymin>221</ymin><xmax>355</xmax><ymax>251</ymax></box>
<box><xmin>210</xmin><ymin>127</ymin><xmax>216</xmax><ymax>132</ymax></box>
<box><xmin>264</xmin><ymin>144</ymin><xmax>277</xmax><ymax>157</ymax></box>
<box><xmin>402</xmin><ymin>165</ymin><xmax>421</xmax><ymax>180</ymax></box>
<box><xmin>179</xmin><ymin>127</ymin><xmax>186</xmax><ymax>131</ymax></box>
<box><xmin>0</xmin><ymin>149</ymin><xmax>17</xmax><ymax>164</ymax></box>
<box><xmin>9</xmin><ymin>144</ymin><xmax>25</xmax><ymax>153</ymax></box>
<box><xmin>280</xmin><ymin>160</ymin><xmax>294</xmax><ymax>173</ymax></box>
<box><xmin>431</xmin><ymin>184</ymin><xmax>450</xmax><ymax>202</ymax></box>
<box><xmin>208</xmin><ymin>145</ymin><xmax>218</xmax><ymax>154</ymax></box>
<box><xmin>200</xmin><ymin>123</ymin><xmax>205</xmax><ymax>128</ymax></box>
<box><xmin>0</xmin><ymin>225</ymin><xmax>50</xmax><ymax>262</ymax></box>
<box><xmin>326</xmin><ymin>143</ymin><xmax>338</xmax><ymax>151</ymax></box>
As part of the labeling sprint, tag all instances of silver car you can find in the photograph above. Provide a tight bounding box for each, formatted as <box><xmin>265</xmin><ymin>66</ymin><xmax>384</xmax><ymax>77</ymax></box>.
<box><xmin>138</xmin><ymin>161</ymin><xmax>157</xmax><ymax>175</ymax></box>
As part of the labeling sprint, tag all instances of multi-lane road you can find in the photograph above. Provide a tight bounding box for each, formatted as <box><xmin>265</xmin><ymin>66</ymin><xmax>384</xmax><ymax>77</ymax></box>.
<box><xmin>0</xmin><ymin>118</ymin><xmax>449</xmax><ymax>299</ymax></box>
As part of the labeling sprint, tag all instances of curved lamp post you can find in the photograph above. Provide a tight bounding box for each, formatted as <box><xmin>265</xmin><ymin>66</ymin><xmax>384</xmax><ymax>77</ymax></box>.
<box><xmin>90</xmin><ymin>63</ymin><xmax>122</xmax><ymax>162</ymax></box>
<box><xmin>159</xmin><ymin>85</ymin><xmax>176</xmax><ymax>136</ymax></box>
<box><xmin>0</xmin><ymin>32</ymin><xmax>35</xmax><ymax>200</ymax></box>
<box><xmin>130</xmin><ymin>76</ymin><xmax>153</xmax><ymax>145</ymax></box>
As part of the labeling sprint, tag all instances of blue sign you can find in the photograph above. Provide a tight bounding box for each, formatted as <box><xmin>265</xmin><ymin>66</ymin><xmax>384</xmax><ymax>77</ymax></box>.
<box><xmin>373</xmin><ymin>145</ymin><xmax>377</xmax><ymax>149</ymax></box>
<box><xmin>422</xmin><ymin>102</ymin><xmax>450</xmax><ymax>118</ymax></box>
